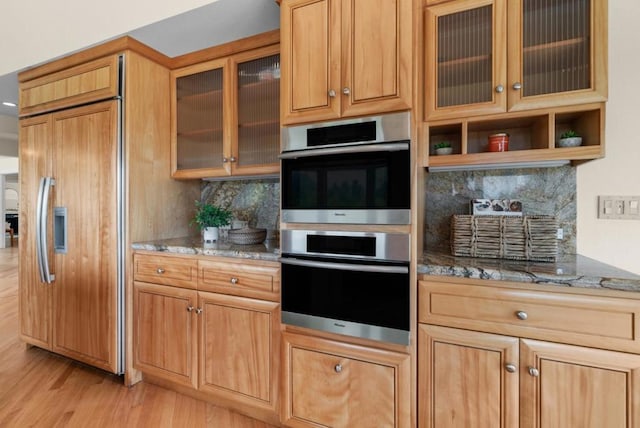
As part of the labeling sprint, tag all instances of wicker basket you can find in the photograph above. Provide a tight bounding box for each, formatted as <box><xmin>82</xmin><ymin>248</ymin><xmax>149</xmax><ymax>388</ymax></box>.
<box><xmin>227</xmin><ymin>227</ymin><xmax>267</xmax><ymax>245</ymax></box>
<box><xmin>451</xmin><ymin>215</ymin><xmax>558</xmax><ymax>262</ymax></box>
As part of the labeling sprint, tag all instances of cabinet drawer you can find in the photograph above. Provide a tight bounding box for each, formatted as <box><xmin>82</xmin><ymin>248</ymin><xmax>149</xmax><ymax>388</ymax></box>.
<box><xmin>281</xmin><ymin>332</ymin><xmax>410</xmax><ymax>428</ymax></box>
<box><xmin>134</xmin><ymin>254</ymin><xmax>198</xmax><ymax>289</ymax></box>
<box><xmin>199</xmin><ymin>259</ymin><xmax>280</xmax><ymax>301</ymax></box>
<box><xmin>20</xmin><ymin>55</ymin><xmax>119</xmax><ymax>116</ymax></box>
<box><xmin>419</xmin><ymin>279</ymin><xmax>640</xmax><ymax>353</ymax></box>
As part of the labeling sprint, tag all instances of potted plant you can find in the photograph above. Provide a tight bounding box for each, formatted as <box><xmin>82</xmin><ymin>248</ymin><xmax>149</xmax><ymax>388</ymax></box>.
<box><xmin>190</xmin><ymin>200</ymin><xmax>233</xmax><ymax>242</ymax></box>
<box><xmin>558</xmin><ymin>130</ymin><xmax>582</xmax><ymax>148</ymax></box>
<box><xmin>433</xmin><ymin>141</ymin><xmax>453</xmax><ymax>155</ymax></box>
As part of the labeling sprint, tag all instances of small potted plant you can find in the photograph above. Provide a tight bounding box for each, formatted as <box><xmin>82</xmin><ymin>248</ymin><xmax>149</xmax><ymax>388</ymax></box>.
<box><xmin>558</xmin><ymin>130</ymin><xmax>582</xmax><ymax>148</ymax></box>
<box><xmin>434</xmin><ymin>141</ymin><xmax>453</xmax><ymax>155</ymax></box>
<box><xmin>190</xmin><ymin>200</ymin><xmax>233</xmax><ymax>242</ymax></box>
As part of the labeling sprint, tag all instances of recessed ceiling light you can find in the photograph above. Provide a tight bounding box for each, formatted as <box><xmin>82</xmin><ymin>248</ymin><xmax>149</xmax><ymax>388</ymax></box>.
<box><xmin>2</xmin><ymin>101</ymin><xmax>17</xmax><ymax>107</ymax></box>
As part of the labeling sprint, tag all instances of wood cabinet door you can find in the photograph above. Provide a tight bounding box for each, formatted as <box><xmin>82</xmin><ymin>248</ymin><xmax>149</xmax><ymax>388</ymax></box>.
<box><xmin>133</xmin><ymin>282</ymin><xmax>198</xmax><ymax>388</ymax></box>
<box><xmin>507</xmin><ymin>0</ymin><xmax>608</xmax><ymax>111</ymax></box>
<box><xmin>171</xmin><ymin>58</ymin><xmax>232</xmax><ymax>179</ymax></box>
<box><xmin>424</xmin><ymin>0</ymin><xmax>507</xmax><ymax>120</ymax></box>
<box><xmin>18</xmin><ymin>115</ymin><xmax>53</xmax><ymax>350</ymax></box>
<box><xmin>198</xmin><ymin>292</ymin><xmax>280</xmax><ymax>413</ymax></box>
<box><xmin>50</xmin><ymin>101</ymin><xmax>119</xmax><ymax>373</ymax></box>
<box><xmin>229</xmin><ymin>45</ymin><xmax>281</xmax><ymax>176</ymax></box>
<box><xmin>520</xmin><ymin>339</ymin><xmax>640</xmax><ymax>428</ymax></box>
<box><xmin>281</xmin><ymin>332</ymin><xmax>411</xmax><ymax>428</ymax></box>
<box><xmin>281</xmin><ymin>0</ymin><xmax>341</xmax><ymax>124</ymax></box>
<box><xmin>341</xmin><ymin>0</ymin><xmax>412</xmax><ymax>118</ymax></box>
<box><xmin>418</xmin><ymin>324</ymin><xmax>519</xmax><ymax>428</ymax></box>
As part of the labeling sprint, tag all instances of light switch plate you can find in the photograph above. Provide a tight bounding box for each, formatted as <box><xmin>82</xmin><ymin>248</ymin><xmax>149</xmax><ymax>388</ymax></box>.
<box><xmin>598</xmin><ymin>195</ymin><xmax>640</xmax><ymax>220</ymax></box>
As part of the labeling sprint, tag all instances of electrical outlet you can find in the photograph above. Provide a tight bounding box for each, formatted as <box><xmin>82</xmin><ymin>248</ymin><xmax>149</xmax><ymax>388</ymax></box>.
<box><xmin>598</xmin><ymin>196</ymin><xmax>640</xmax><ymax>220</ymax></box>
<box><xmin>556</xmin><ymin>228</ymin><xmax>564</xmax><ymax>239</ymax></box>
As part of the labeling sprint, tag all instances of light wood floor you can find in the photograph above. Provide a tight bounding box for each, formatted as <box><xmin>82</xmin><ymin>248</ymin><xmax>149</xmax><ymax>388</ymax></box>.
<box><xmin>0</xmin><ymin>246</ymin><xmax>278</xmax><ymax>428</ymax></box>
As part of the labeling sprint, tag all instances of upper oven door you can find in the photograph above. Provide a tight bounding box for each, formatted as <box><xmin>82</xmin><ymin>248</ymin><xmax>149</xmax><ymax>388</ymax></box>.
<box><xmin>280</xmin><ymin>143</ymin><xmax>410</xmax><ymax>224</ymax></box>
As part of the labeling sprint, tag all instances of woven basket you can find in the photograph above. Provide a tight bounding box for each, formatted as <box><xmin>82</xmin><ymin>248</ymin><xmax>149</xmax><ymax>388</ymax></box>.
<box><xmin>451</xmin><ymin>215</ymin><xmax>558</xmax><ymax>262</ymax></box>
<box><xmin>227</xmin><ymin>227</ymin><xmax>267</xmax><ymax>245</ymax></box>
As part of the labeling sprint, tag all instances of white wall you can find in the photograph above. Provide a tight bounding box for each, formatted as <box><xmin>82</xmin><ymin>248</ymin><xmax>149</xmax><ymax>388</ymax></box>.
<box><xmin>577</xmin><ymin>1</ymin><xmax>640</xmax><ymax>274</ymax></box>
<box><xmin>0</xmin><ymin>0</ymin><xmax>217</xmax><ymax>75</ymax></box>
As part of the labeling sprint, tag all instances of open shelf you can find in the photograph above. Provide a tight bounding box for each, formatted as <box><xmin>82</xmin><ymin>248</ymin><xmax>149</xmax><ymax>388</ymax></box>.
<box><xmin>424</xmin><ymin>103</ymin><xmax>604</xmax><ymax>169</ymax></box>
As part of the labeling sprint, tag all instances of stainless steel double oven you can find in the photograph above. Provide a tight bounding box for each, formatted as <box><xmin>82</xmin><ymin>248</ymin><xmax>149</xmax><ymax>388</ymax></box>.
<box><xmin>279</xmin><ymin>112</ymin><xmax>411</xmax><ymax>345</ymax></box>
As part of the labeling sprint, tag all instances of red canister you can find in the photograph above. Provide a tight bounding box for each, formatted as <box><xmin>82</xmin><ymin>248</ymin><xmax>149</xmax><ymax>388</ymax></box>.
<box><xmin>488</xmin><ymin>133</ymin><xmax>509</xmax><ymax>152</ymax></box>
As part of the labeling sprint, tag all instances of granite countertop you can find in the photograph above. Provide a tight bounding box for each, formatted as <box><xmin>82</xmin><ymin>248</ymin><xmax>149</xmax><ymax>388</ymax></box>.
<box><xmin>132</xmin><ymin>236</ymin><xmax>280</xmax><ymax>262</ymax></box>
<box><xmin>418</xmin><ymin>250</ymin><xmax>640</xmax><ymax>293</ymax></box>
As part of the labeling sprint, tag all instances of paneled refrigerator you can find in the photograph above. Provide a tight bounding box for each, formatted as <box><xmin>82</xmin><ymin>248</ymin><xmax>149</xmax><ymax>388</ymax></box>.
<box><xmin>18</xmin><ymin>44</ymin><xmax>199</xmax><ymax>377</ymax></box>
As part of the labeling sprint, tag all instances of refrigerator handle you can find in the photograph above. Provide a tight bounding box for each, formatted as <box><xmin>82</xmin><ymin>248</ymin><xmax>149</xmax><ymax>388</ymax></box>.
<box><xmin>36</xmin><ymin>177</ymin><xmax>56</xmax><ymax>284</ymax></box>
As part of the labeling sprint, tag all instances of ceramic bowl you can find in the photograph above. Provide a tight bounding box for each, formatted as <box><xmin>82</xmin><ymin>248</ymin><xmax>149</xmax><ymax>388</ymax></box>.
<box><xmin>557</xmin><ymin>137</ymin><xmax>582</xmax><ymax>148</ymax></box>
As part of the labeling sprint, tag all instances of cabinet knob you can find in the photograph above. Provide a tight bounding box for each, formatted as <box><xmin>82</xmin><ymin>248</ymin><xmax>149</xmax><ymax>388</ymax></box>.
<box><xmin>528</xmin><ymin>366</ymin><xmax>540</xmax><ymax>377</ymax></box>
<box><xmin>222</xmin><ymin>157</ymin><xmax>229</xmax><ymax>163</ymax></box>
<box><xmin>515</xmin><ymin>311</ymin><xmax>528</xmax><ymax>320</ymax></box>
<box><xmin>495</xmin><ymin>84</ymin><xmax>504</xmax><ymax>93</ymax></box>
<box><xmin>328</xmin><ymin>89</ymin><xmax>336</xmax><ymax>98</ymax></box>
<box><xmin>186</xmin><ymin>305</ymin><xmax>194</xmax><ymax>312</ymax></box>
<box><xmin>230</xmin><ymin>277</ymin><xmax>239</xmax><ymax>285</ymax></box>
<box><xmin>334</xmin><ymin>363</ymin><xmax>342</xmax><ymax>373</ymax></box>
<box><xmin>513</xmin><ymin>82</ymin><xmax>522</xmax><ymax>90</ymax></box>
<box><xmin>196</xmin><ymin>308</ymin><xmax>203</xmax><ymax>315</ymax></box>
<box><xmin>505</xmin><ymin>363</ymin><xmax>517</xmax><ymax>373</ymax></box>
<box><xmin>229</xmin><ymin>156</ymin><xmax>237</xmax><ymax>163</ymax></box>
<box><xmin>342</xmin><ymin>87</ymin><xmax>351</xmax><ymax>95</ymax></box>
<box><xmin>156</xmin><ymin>268</ymin><xmax>165</xmax><ymax>274</ymax></box>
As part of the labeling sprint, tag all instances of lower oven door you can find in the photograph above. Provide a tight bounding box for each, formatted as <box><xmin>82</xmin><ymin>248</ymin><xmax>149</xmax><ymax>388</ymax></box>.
<box><xmin>281</xmin><ymin>256</ymin><xmax>410</xmax><ymax>345</ymax></box>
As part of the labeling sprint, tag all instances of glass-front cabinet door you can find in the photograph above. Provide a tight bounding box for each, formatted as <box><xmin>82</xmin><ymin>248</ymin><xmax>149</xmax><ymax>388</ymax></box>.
<box><xmin>172</xmin><ymin>58</ymin><xmax>229</xmax><ymax>179</ymax></box>
<box><xmin>425</xmin><ymin>0</ymin><xmax>507</xmax><ymax>120</ymax></box>
<box><xmin>231</xmin><ymin>46</ymin><xmax>280</xmax><ymax>176</ymax></box>
<box><xmin>508</xmin><ymin>0</ymin><xmax>607</xmax><ymax>110</ymax></box>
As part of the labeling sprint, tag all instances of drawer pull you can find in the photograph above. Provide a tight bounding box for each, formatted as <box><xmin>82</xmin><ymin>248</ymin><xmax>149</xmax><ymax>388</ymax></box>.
<box><xmin>334</xmin><ymin>363</ymin><xmax>342</xmax><ymax>373</ymax></box>
<box><xmin>516</xmin><ymin>311</ymin><xmax>528</xmax><ymax>320</ymax></box>
<box><xmin>186</xmin><ymin>305</ymin><xmax>194</xmax><ymax>312</ymax></box>
<box><xmin>505</xmin><ymin>364</ymin><xmax>517</xmax><ymax>373</ymax></box>
<box><xmin>230</xmin><ymin>277</ymin><xmax>239</xmax><ymax>285</ymax></box>
<box><xmin>528</xmin><ymin>366</ymin><xmax>540</xmax><ymax>377</ymax></box>
<box><xmin>156</xmin><ymin>268</ymin><xmax>165</xmax><ymax>274</ymax></box>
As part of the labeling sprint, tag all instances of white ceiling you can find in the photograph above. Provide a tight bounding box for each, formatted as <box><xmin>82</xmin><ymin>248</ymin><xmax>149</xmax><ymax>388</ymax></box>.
<box><xmin>0</xmin><ymin>0</ymin><xmax>280</xmax><ymax>175</ymax></box>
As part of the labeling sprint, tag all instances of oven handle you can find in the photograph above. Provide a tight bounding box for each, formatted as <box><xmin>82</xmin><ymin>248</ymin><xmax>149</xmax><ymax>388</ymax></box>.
<box><xmin>280</xmin><ymin>257</ymin><xmax>409</xmax><ymax>274</ymax></box>
<box><xmin>278</xmin><ymin>142</ymin><xmax>409</xmax><ymax>159</ymax></box>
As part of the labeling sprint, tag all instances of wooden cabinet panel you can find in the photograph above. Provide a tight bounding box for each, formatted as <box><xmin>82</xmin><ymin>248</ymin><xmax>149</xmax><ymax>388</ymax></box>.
<box><xmin>419</xmin><ymin>279</ymin><xmax>640</xmax><ymax>353</ymax></box>
<box><xmin>199</xmin><ymin>292</ymin><xmax>279</xmax><ymax>410</ymax></box>
<box><xmin>134</xmin><ymin>282</ymin><xmax>198</xmax><ymax>388</ymax></box>
<box><xmin>281</xmin><ymin>332</ymin><xmax>410</xmax><ymax>428</ymax></box>
<box><xmin>18</xmin><ymin>115</ymin><xmax>53</xmax><ymax>349</ymax></box>
<box><xmin>199</xmin><ymin>259</ymin><xmax>280</xmax><ymax>301</ymax></box>
<box><xmin>19</xmin><ymin>56</ymin><xmax>119</xmax><ymax>117</ymax></box>
<box><xmin>50</xmin><ymin>101</ymin><xmax>119</xmax><ymax>373</ymax></box>
<box><xmin>418</xmin><ymin>324</ymin><xmax>519</xmax><ymax>428</ymax></box>
<box><xmin>134</xmin><ymin>253</ymin><xmax>198</xmax><ymax>289</ymax></box>
<box><xmin>520</xmin><ymin>339</ymin><xmax>640</xmax><ymax>428</ymax></box>
<box><xmin>281</xmin><ymin>0</ymin><xmax>411</xmax><ymax>124</ymax></box>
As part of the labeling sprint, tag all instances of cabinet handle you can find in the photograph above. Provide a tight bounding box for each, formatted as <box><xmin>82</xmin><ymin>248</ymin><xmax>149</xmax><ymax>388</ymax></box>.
<box><xmin>528</xmin><ymin>366</ymin><xmax>540</xmax><ymax>377</ymax></box>
<box><xmin>334</xmin><ymin>363</ymin><xmax>342</xmax><ymax>373</ymax></box>
<box><xmin>495</xmin><ymin>84</ymin><xmax>504</xmax><ymax>93</ymax></box>
<box><xmin>515</xmin><ymin>311</ymin><xmax>528</xmax><ymax>320</ymax></box>
<box><xmin>230</xmin><ymin>277</ymin><xmax>239</xmax><ymax>285</ymax></box>
<box><xmin>328</xmin><ymin>89</ymin><xmax>336</xmax><ymax>98</ymax></box>
<box><xmin>196</xmin><ymin>308</ymin><xmax>203</xmax><ymax>315</ymax></box>
<box><xmin>505</xmin><ymin>363</ymin><xmax>517</xmax><ymax>373</ymax></box>
<box><xmin>156</xmin><ymin>268</ymin><xmax>165</xmax><ymax>274</ymax></box>
<box><xmin>186</xmin><ymin>305</ymin><xmax>194</xmax><ymax>312</ymax></box>
<box><xmin>222</xmin><ymin>157</ymin><xmax>229</xmax><ymax>163</ymax></box>
<box><xmin>342</xmin><ymin>87</ymin><xmax>350</xmax><ymax>95</ymax></box>
<box><xmin>513</xmin><ymin>82</ymin><xmax>522</xmax><ymax>90</ymax></box>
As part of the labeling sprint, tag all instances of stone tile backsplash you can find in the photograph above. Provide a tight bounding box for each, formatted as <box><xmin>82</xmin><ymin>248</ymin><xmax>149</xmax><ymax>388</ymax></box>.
<box><xmin>425</xmin><ymin>166</ymin><xmax>576</xmax><ymax>255</ymax></box>
<box><xmin>198</xmin><ymin>178</ymin><xmax>280</xmax><ymax>232</ymax></box>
